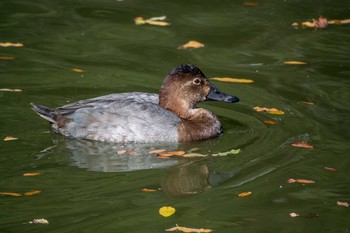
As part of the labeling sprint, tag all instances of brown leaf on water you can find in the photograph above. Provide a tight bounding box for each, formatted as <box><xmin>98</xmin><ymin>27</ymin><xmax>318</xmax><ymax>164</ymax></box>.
<box><xmin>263</xmin><ymin>120</ymin><xmax>278</xmax><ymax>125</ymax></box>
<box><xmin>254</xmin><ymin>106</ymin><xmax>285</xmax><ymax>115</ymax></box>
<box><xmin>178</xmin><ymin>41</ymin><xmax>205</xmax><ymax>49</ymax></box>
<box><xmin>0</xmin><ymin>192</ymin><xmax>22</xmax><ymax>197</ymax></box>
<box><xmin>283</xmin><ymin>61</ymin><xmax>307</xmax><ymax>65</ymax></box>
<box><xmin>336</xmin><ymin>201</ymin><xmax>349</xmax><ymax>207</ymax></box>
<box><xmin>324</xmin><ymin>167</ymin><xmax>337</xmax><ymax>172</ymax></box>
<box><xmin>291</xmin><ymin>142</ymin><xmax>314</xmax><ymax>149</ymax></box>
<box><xmin>145</xmin><ymin>20</ymin><xmax>169</xmax><ymax>26</ymax></box>
<box><xmin>182</xmin><ymin>153</ymin><xmax>207</xmax><ymax>158</ymax></box>
<box><xmin>0</xmin><ymin>42</ymin><xmax>24</xmax><ymax>47</ymax></box>
<box><xmin>72</xmin><ymin>68</ymin><xmax>85</xmax><ymax>73</ymax></box>
<box><xmin>23</xmin><ymin>172</ymin><xmax>42</xmax><ymax>177</ymax></box>
<box><xmin>166</xmin><ymin>224</ymin><xmax>212</xmax><ymax>233</ymax></box>
<box><xmin>288</xmin><ymin>178</ymin><xmax>316</xmax><ymax>184</ymax></box>
<box><xmin>3</xmin><ymin>136</ymin><xmax>18</xmax><ymax>141</ymax></box>
<box><xmin>148</xmin><ymin>149</ymin><xmax>166</xmax><ymax>154</ymax></box>
<box><xmin>141</xmin><ymin>188</ymin><xmax>158</xmax><ymax>192</ymax></box>
<box><xmin>0</xmin><ymin>88</ymin><xmax>22</xmax><ymax>92</ymax></box>
<box><xmin>159</xmin><ymin>151</ymin><xmax>186</xmax><ymax>157</ymax></box>
<box><xmin>0</xmin><ymin>56</ymin><xmax>16</xmax><ymax>60</ymax></box>
<box><xmin>210</xmin><ymin>77</ymin><xmax>254</xmax><ymax>83</ymax></box>
<box><xmin>24</xmin><ymin>190</ymin><xmax>42</xmax><ymax>196</ymax></box>
<box><xmin>238</xmin><ymin>191</ymin><xmax>252</xmax><ymax>197</ymax></box>
<box><xmin>117</xmin><ymin>150</ymin><xmax>139</xmax><ymax>155</ymax></box>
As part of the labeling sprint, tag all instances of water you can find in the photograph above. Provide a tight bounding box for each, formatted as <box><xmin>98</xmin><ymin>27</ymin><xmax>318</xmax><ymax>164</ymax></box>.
<box><xmin>1</xmin><ymin>0</ymin><xmax>349</xmax><ymax>232</ymax></box>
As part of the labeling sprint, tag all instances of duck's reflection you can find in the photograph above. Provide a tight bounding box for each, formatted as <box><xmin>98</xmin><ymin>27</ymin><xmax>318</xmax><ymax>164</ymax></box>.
<box><xmin>43</xmin><ymin>137</ymin><xmax>239</xmax><ymax>197</ymax></box>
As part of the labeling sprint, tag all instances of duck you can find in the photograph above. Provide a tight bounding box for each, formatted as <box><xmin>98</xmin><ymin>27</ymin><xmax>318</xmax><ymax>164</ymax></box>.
<box><xmin>31</xmin><ymin>64</ymin><xmax>239</xmax><ymax>143</ymax></box>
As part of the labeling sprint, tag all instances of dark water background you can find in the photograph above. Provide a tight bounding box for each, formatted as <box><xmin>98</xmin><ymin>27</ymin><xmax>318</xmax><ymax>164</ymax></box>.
<box><xmin>1</xmin><ymin>0</ymin><xmax>349</xmax><ymax>232</ymax></box>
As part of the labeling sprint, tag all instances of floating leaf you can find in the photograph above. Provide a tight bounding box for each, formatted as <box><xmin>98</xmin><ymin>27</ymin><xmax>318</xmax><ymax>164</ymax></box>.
<box><xmin>134</xmin><ymin>16</ymin><xmax>169</xmax><ymax>26</ymax></box>
<box><xmin>243</xmin><ymin>2</ymin><xmax>259</xmax><ymax>6</ymax></box>
<box><xmin>0</xmin><ymin>88</ymin><xmax>22</xmax><ymax>92</ymax></box>
<box><xmin>212</xmin><ymin>149</ymin><xmax>240</xmax><ymax>157</ymax></box>
<box><xmin>263</xmin><ymin>120</ymin><xmax>278</xmax><ymax>125</ymax></box>
<box><xmin>4</xmin><ymin>136</ymin><xmax>18</xmax><ymax>141</ymax></box>
<box><xmin>288</xmin><ymin>178</ymin><xmax>316</xmax><ymax>184</ymax></box>
<box><xmin>182</xmin><ymin>153</ymin><xmax>207</xmax><ymax>158</ymax></box>
<box><xmin>283</xmin><ymin>61</ymin><xmax>307</xmax><ymax>65</ymax></box>
<box><xmin>254</xmin><ymin>106</ymin><xmax>284</xmax><ymax>115</ymax></box>
<box><xmin>178</xmin><ymin>40</ymin><xmax>205</xmax><ymax>49</ymax></box>
<box><xmin>23</xmin><ymin>172</ymin><xmax>42</xmax><ymax>177</ymax></box>
<box><xmin>159</xmin><ymin>206</ymin><xmax>176</xmax><ymax>217</ymax></box>
<box><xmin>238</xmin><ymin>191</ymin><xmax>252</xmax><ymax>197</ymax></box>
<box><xmin>141</xmin><ymin>188</ymin><xmax>158</xmax><ymax>192</ymax></box>
<box><xmin>159</xmin><ymin>151</ymin><xmax>186</xmax><ymax>157</ymax></box>
<box><xmin>301</xmin><ymin>101</ymin><xmax>315</xmax><ymax>105</ymax></box>
<box><xmin>291</xmin><ymin>142</ymin><xmax>314</xmax><ymax>149</ymax></box>
<box><xmin>210</xmin><ymin>77</ymin><xmax>254</xmax><ymax>83</ymax></box>
<box><xmin>24</xmin><ymin>190</ymin><xmax>42</xmax><ymax>196</ymax></box>
<box><xmin>0</xmin><ymin>56</ymin><xmax>15</xmax><ymax>60</ymax></box>
<box><xmin>0</xmin><ymin>192</ymin><xmax>22</xmax><ymax>197</ymax></box>
<box><xmin>29</xmin><ymin>218</ymin><xmax>49</xmax><ymax>224</ymax></box>
<box><xmin>0</xmin><ymin>42</ymin><xmax>23</xmax><ymax>47</ymax></box>
<box><xmin>336</xmin><ymin>201</ymin><xmax>349</xmax><ymax>208</ymax></box>
<box><xmin>148</xmin><ymin>149</ymin><xmax>166</xmax><ymax>154</ymax></box>
<box><xmin>117</xmin><ymin>150</ymin><xmax>139</xmax><ymax>155</ymax></box>
<box><xmin>166</xmin><ymin>224</ymin><xmax>212</xmax><ymax>233</ymax></box>
<box><xmin>324</xmin><ymin>167</ymin><xmax>337</xmax><ymax>172</ymax></box>
<box><xmin>289</xmin><ymin>212</ymin><xmax>300</xmax><ymax>217</ymax></box>
<box><xmin>72</xmin><ymin>68</ymin><xmax>84</xmax><ymax>73</ymax></box>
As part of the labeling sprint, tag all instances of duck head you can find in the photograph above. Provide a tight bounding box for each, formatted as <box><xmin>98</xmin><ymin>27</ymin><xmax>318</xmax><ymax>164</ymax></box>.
<box><xmin>159</xmin><ymin>64</ymin><xmax>239</xmax><ymax>118</ymax></box>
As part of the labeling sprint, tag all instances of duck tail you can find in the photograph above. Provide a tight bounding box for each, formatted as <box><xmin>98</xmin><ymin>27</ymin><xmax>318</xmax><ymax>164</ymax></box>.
<box><xmin>31</xmin><ymin>103</ymin><xmax>56</xmax><ymax>123</ymax></box>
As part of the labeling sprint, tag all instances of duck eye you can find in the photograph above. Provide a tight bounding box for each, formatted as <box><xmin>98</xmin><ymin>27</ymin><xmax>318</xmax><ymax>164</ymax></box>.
<box><xmin>193</xmin><ymin>78</ymin><xmax>201</xmax><ymax>85</ymax></box>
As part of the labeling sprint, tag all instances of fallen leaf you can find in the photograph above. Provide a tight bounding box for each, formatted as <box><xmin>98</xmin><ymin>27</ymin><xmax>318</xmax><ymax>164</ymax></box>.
<box><xmin>72</xmin><ymin>68</ymin><xmax>84</xmax><ymax>73</ymax></box>
<box><xmin>145</xmin><ymin>20</ymin><xmax>169</xmax><ymax>26</ymax></box>
<box><xmin>29</xmin><ymin>218</ymin><xmax>49</xmax><ymax>224</ymax></box>
<box><xmin>182</xmin><ymin>153</ymin><xmax>207</xmax><ymax>158</ymax></box>
<box><xmin>0</xmin><ymin>56</ymin><xmax>15</xmax><ymax>60</ymax></box>
<box><xmin>141</xmin><ymin>188</ymin><xmax>158</xmax><ymax>192</ymax></box>
<box><xmin>0</xmin><ymin>192</ymin><xmax>22</xmax><ymax>197</ymax></box>
<box><xmin>254</xmin><ymin>106</ymin><xmax>285</xmax><ymax>115</ymax></box>
<box><xmin>134</xmin><ymin>16</ymin><xmax>169</xmax><ymax>26</ymax></box>
<box><xmin>212</xmin><ymin>149</ymin><xmax>240</xmax><ymax>157</ymax></box>
<box><xmin>0</xmin><ymin>42</ymin><xmax>24</xmax><ymax>47</ymax></box>
<box><xmin>159</xmin><ymin>206</ymin><xmax>176</xmax><ymax>217</ymax></box>
<box><xmin>336</xmin><ymin>201</ymin><xmax>349</xmax><ymax>207</ymax></box>
<box><xmin>166</xmin><ymin>224</ymin><xmax>213</xmax><ymax>233</ymax></box>
<box><xmin>288</xmin><ymin>178</ymin><xmax>316</xmax><ymax>184</ymax></box>
<box><xmin>0</xmin><ymin>88</ymin><xmax>22</xmax><ymax>92</ymax></box>
<box><xmin>117</xmin><ymin>150</ymin><xmax>139</xmax><ymax>155</ymax></box>
<box><xmin>23</xmin><ymin>172</ymin><xmax>42</xmax><ymax>177</ymax></box>
<box><xmin>178</xmin><ymin>40</ymin><xmax>205</xmax><ymax>49</ymax></box>
<box><xmin>238</xmin><ymin>191</ymin><xmax>252</xmax><ymax>197</ymax></box>
<box><xmin>210</xmin><ymin>77</ymin><xmax>254</xmax><ymax>83</ymax></box>
<box><xmin>324</xmin><ymin>167</ymin><xmax>337</xmax><ymax>172</ymax></box>
<box><xmin>291</xmin><ymin>142</ymin><xmax>314</xmax><ymax>149</ymax></box>
<box><xmin>301</xmin><ymin>101</ymin><xmax>315</xmax><ymax>105</ymax></box>
<box><xmin>283</xmin><ymin>61</ymin><xmax>307</xmax><ymax>65</ymax></box>
<box><xmin>263</xmin><ymin>120</ymin><xmax>278</xmax><ymax>125</ymax></box>
<box><xmin>156</xmin><ymin>155</ymin><xmax>171</xmax><ymax>159</ymax></box>
<box><xmin>148</xmin><ymin>149</ymin><xmax>166</xmax><ymax>154</ymax></box>
<box><xmin>4</xmin><ymin>136</ymin><xmax>18</xmax><ymax>141</ymax></box>
<box><xmin>289</xmin><ymin>212</ymin><xmax>300</xmax><ymax>217</ymax></box>
<box><xmin>159</xmin><ymin>151</ymin><xmax>186</xmax><ymax>157</ymax></box>
<box><xmin>24</xmin><ymin>190</ymin><xmax>42</xmax><ymax>196</ymax></box>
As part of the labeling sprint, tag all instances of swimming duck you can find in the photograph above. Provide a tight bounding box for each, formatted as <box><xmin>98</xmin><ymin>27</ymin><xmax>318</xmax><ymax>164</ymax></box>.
<box><xmin>31</xmin><ymin>64</ymin><xmax>239</xmax><ymax>143</ymax></box>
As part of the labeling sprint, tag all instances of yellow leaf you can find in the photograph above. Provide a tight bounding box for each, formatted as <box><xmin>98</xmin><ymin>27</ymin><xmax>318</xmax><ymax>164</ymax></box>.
<box><xmin>263</xmin><ymin>120</ymin><xmax>278</xmax><ymax>125</ymax></box>
<box><xmin>238</xmin><ymin>191</ymin><xmax>252</xmax><ymax>197</ymax></box>
<box><xmin>141</xmin><ymin>188</ymin><xmax>158</xmax><ymax>192</ymax></box>
<box><xmin>159</xmin><ymin>206</ymin><xmax>176</xmax><ymax>217</ymax></box>
<box><xmin>0</xmin><ymin>88</ymin><xmax>22</xmax><ymax>92</ymax></box>
<box><xmin>182</xmin><ymin>153</ymin><xmax>207</xmax><ymax>158</ymax></box>
<box><xmin>24</xmin><ymin>190</ymin><xmax>42</xmax><ymax>196</ymax></box>
<box><xmin>0</xmin><ymin>42</ymin><xmax>24</xmax><ymax>47</ymax></box>
<box><xmin>145</xmin><ymin>20</ymin><xmax>170</xmax><ymax>26</ymax></box>
<box><xmin>0</xmin><ymin>192</ymin><xmax>22</xmax><ymax>197</ymax></box>
<box><xmin>288</xmin><ymin>179</ymin><xmax>316</xmax><ymax>184</ymax></box>
<box><xmin>254</xmin><ymin>106</ymin><xmax>285</xmax><ymax>115</ymax></box>
<box><xmin>148</xmin><ymin>149</ymin><xmax>166</xmax><ymax>154</ymax></box>
<box><xmin>4</xmin><ymin>136</ymin><xmax>18</xmax><ymax>141</ymax></box>
<box><xmin>134</xmin><ymin>17</ymin><xmax>146</xmax><ymax>25</ymax></box>
<box><xmin>178</xmin><ymin>41</ymin><xmax>205</xmax><ymax>49</ymax></box>
<box><xmin>283</xmin><ymin>61</ymin><xmax>307</xmax><ymax>65</ymax></box>
<box><xmin>72</xmin><ymin>68</ymin><xmax>84</xmax><ymax>73</ymax></box>
<box><xmin>210</xmin><ymin>77</ymin><xmax>254</xmax><ymax>83</ymax></box>
<box><xmin>159</xmin><ymin>151</ymin><xmax>186</xmax><ymax>157</ymax></box>
<box><xmin>23</xmin><ymin>172</ymin><xmax>42</xmax><ymax>177</ymax></box>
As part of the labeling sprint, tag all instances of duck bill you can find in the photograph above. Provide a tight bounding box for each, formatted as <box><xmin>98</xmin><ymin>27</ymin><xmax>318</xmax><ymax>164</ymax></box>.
<box><xmin>206</xmin><ymin>82</ymin><xmax>239</xmax><ymax>103</ymax></box>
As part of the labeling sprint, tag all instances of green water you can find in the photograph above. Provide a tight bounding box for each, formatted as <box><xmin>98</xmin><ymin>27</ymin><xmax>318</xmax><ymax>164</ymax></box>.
<box><xmin>1</xmin><ymin>0</ymin><xmax>349</xmax><ymax>232</ymax></box>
